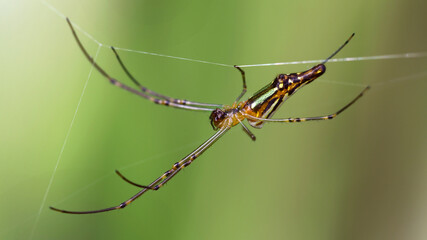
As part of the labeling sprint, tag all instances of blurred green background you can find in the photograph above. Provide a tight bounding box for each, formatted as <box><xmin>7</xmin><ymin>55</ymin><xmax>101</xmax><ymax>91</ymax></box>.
<box><xmin>1</xmin><ymin>0</ymin><xmax>426</xmax><ymax>239</ymax></box>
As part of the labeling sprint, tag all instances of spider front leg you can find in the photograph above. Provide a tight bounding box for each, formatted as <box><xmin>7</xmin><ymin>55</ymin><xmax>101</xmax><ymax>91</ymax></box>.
<box><xmin>110</xmin><ymin>46</ymin><xmax>223</xmax><ymax>108</ymax></box>
<box><xmin>116</xmin><ymin>127</ymin><xmax>230</xmax><ymax>191</ymax></box>
<box><xmin>50</xmin><ymin>127</ymin><xmax>229</xmax><ymax>214</ymax></box>
<box><xmin>65</xmin><ymin>18</ymin><xmax>219</xmax><ymax>112</ymax></box>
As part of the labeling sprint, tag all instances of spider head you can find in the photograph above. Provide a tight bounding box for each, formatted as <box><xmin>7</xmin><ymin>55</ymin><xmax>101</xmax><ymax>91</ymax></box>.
<box><xmin>209</xmin><ymin>108</ymin><xmax>227</xmax><ymax>130</ymax></box>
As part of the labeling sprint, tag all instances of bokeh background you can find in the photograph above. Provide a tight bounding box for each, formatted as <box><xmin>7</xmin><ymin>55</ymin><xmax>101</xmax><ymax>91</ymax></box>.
<box><xmin>1</xmin><ymin>0</ymin><xmax>426</xmax><ymax>239</ymax></box>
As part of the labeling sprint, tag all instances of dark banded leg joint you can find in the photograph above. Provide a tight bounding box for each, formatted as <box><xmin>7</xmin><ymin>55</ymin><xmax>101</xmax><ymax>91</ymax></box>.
<box><xmin>109</xmin><ymin>78</ymin><xmax>117</xmax><ymax>85</ymax></box>
<box><xmin>173</xmin><ymin>162</ymin><xmax>180</xmax><ymax>170</ymax></box>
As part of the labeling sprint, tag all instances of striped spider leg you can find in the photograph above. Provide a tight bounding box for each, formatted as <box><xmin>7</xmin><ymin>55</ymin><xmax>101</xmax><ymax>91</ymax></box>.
<box><xmin>109</xmin><ymin>46</ymin><xmax>223</xmax><ymax>109</ymax></box>
<box><xmin>50</xmin><ymin>19</ymin><xmax>368</xmax><ymax>214</ymax></box>
<box><xmin>65</xmin><ymin>18</ymin><xmax>226</xmax><ymax>112</ymax></box>
<box><xmin>50</xmin><ymin>127</ymin><xmax>230</xmax><ymax>214</ymax></box>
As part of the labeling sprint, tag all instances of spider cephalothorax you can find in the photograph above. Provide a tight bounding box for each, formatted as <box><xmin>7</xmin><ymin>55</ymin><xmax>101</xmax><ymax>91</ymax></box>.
<box><xmin>209</xmin><ymin>108</ymin><xmax>226</xmax><ymax>130</ymax></box>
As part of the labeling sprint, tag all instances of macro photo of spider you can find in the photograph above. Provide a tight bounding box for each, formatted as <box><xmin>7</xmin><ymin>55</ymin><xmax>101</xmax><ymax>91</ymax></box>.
<box><xmin>50</xmin><ymin>18</ymin><xmax>369</xmax><ymax>214</ymax></box>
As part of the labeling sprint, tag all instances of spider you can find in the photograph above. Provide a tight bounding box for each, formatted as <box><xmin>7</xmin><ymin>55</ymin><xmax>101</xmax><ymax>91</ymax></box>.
<box><xmin>50</xmin><ymin>18</ymin><xmax>369</xmax><ymax>214</ymax></box>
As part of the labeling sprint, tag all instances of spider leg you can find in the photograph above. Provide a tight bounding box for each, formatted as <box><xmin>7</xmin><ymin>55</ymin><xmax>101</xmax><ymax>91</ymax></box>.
<box><xmin>110</xmin><ymin>46</ymin><xmax>223</xmax><ymax>108</ymax></box>
<box><xmin>148</xmin><ymin>126</ymin><xmax>229</xmax><ymax>190</ymax></box>
<box><xmin>66</xmin><ymin>18</ymin><xmax>217</xmax><ymax>112</ymax></box>
<box><xmin>237</xmin><ymin>118</ymin><xmax>256</xmax><ymax>141</ymax></box>
<box><xmin>115</xmin><ymin>170</ymin><xmax>157</xmax><ymax>189</ymax></box>
<box><xmin>50</xmin><ymin>127</ymin><xmax>230</xmax><ymax>214</ymax></box>
<box><xmin>234</xmin><ymin>65</ymin><xmax>247</xmax><ymax>103</ymax></box>
<box><xmin>241</xmin><ymin>123</ymin><xmax>256</xmax><ymax>141</ymax></box>
<box><xmin>246</xmin><ymin>86</ymin><xmax>370</xmax><ymax>123</ymax></box>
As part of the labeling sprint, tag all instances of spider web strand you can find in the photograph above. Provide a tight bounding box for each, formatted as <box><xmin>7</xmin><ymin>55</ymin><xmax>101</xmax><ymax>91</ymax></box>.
<box><xmin>29</xmin><ymin>45</ymin><xmax>102</xmax><ymax>240</ymax></box>
<box><xmin>236</xmin><ymin>52</ymin><xmax>427</xmax><ymax>68</ymax></box>
<box><xmin>371</xmin><ymin>70</ymin><xmax>427</xmax><ymax>87</ymax></box>
<box><xmin>112</xmin><ymin>47</ymin><xmax>234</xmax><ymax>67</ymax></box>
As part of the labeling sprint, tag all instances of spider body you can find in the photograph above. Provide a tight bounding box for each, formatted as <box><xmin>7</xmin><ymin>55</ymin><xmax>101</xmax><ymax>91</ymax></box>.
<box><xmin>50</xmin><ymin>18</ymin><xmax>369</xmax><ymax>214</ymax></box>
<box><xmin>211</xmin><ymin>64</ymin><xmax>327</xmax><ymax>130</ymax></box>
